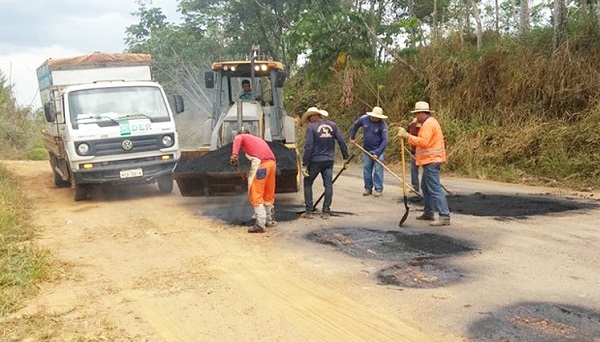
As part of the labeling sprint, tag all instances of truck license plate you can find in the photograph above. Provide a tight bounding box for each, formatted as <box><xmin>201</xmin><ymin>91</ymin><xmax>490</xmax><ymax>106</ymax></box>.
<box><xmin>119</xmin><ymin>168</ymin><xmax>143</xmax><ymax>178</ymax></box>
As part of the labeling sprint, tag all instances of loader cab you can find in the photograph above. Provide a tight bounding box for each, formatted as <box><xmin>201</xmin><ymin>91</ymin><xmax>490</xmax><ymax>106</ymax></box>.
<box><xmin>204</xmin><ymin>61</ymin><xmax>288</xmax><ymax>149</ymax></box>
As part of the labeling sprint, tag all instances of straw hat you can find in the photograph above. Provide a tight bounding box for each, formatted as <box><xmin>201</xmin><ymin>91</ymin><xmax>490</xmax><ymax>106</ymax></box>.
<box><xmin>301</xmin><ymin>106</ymin><xmax>323</xmax><ymax>124</ymax></box>
<box><xmin>318</xmin><ymin>109</ymin><xmax>329</xmax><ymax>117</ymax></box>
<box><xmin>366</xmin><ymin>106</ymin><xmax>388</xmax><ymax>119</ymax></box>
<box><xmin>410</xmin><ymin>101</ymin><xmax>434</xmax><ymax>113</ymax></box>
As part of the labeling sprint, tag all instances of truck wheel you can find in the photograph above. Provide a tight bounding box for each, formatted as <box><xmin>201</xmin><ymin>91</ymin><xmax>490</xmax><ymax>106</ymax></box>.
<box><xmin>74</xmin><ymin>185</ymin><xmax>89</xmax><ymax>201</ymax></box>
<box><xmin>50</xmin><ymin>154</ymin><xmax>70</xmax><ymax>188</ymax></box>
<box><xmin>157</xmin><ymin>175</ymin><xmax>173</xmax><ymax>193</ymax></box>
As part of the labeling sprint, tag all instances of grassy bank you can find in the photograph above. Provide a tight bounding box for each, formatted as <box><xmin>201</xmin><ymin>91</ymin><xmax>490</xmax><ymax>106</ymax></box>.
<box><xmin>0</xmin><ymin>163</ymin><xmax>51</xmax><ymax>315</ymax></box>
<box><xmin>288</xmin><ymin>24</ymin><xmax>600</xmax><ymax>191</ymax></box>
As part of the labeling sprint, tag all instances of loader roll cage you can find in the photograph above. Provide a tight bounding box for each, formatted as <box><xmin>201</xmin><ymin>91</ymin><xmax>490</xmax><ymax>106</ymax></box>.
<box><xmin>204</xmin><ymin>61</ymin><xmax>287</xmax><ymax>141</ymax></box>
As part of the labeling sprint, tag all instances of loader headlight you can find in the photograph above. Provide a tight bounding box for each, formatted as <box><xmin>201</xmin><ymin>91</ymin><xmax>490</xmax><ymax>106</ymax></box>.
<box><xmin>161</xmin><ymin>134</ymin><xmax>174</xmax><ymax>147</ymax></box>
<box><xmin>260</xmin><ymin>64</ymin><xmax>268</xmax><ymax>71</ymax></box>
<box><xmin>76</xmin><ymin>143</ymin><xmax>90</xmax><ymax>155</ymax></box>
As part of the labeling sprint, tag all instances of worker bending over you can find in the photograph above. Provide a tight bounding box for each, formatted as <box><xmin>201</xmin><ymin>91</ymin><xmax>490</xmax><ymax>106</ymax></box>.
<box><xmin>230</xmin><ymin>130</ymin><xmax>277</xmax><ymax>233</ymax></box>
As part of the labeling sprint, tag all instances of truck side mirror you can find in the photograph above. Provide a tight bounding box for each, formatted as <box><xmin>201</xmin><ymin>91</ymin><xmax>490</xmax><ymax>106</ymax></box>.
<box><xmin>173</xmin><ymin>95</ymin><xmax>185</xmax><ymax>114</ymax></box>
<box><xmin>275</xmin><ymin>70</ymin><xmax>286</xmax><ymax>88</ymax></box>
<box><xmin>44</xmin><ymin>102</ymin><xmax>55</xmax><ymax>122</ymax></box>
<box><xmin>205</xmin><ymin>71</ymin><xmax>215</xmax><ymax>89</ymax></box>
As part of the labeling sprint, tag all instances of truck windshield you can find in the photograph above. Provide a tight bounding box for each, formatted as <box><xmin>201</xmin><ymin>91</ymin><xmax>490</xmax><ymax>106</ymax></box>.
<box><xmin>68</xmin><ymin>86</ymin><xmax>170</xmax><ymax>128</ymax></box>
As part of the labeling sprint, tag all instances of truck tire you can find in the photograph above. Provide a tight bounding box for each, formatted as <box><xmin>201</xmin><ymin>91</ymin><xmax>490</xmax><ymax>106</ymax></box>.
<box><xmin>157</xmin><ymin>175</ymin><xmax>173</xmax><ymax>193</ymax></box>
<box><xmin>50</xmin><ymin>154</ymin><xmax>70</xmax><ymax>188</ymax></box>
<box><xmin>74</xmin><ymin>185</ymin><xmax>89</xmax><ymax>201</ymax></box>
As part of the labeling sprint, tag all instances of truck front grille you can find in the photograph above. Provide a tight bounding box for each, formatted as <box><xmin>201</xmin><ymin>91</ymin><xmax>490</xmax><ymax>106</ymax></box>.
<box><xmin>89</xmin><ymin>134</ymin><xmax>171</xmax><ymax>156</ymax></box>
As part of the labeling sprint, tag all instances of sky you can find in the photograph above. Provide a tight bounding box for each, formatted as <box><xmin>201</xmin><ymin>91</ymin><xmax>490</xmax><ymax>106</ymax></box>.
<box><xmin>0</xmin><ymin>0</ymin><xmax>180</xmax><ymax>108</ymax></box>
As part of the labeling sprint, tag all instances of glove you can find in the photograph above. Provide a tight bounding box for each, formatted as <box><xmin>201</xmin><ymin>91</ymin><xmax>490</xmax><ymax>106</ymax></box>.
<box><xmin>302</xmin><ymin>166</ymin><xmax>309</xmax><ymax>177</ymax></box>
<box><xmin>397</xmin><ymin>127</ymin><xmax>409</xmax><ymax>138</ymax></box>
<box><xmin>230</xmin><ymin>154</ymin><xmax>239</xmax><ymax>166</ymax></box>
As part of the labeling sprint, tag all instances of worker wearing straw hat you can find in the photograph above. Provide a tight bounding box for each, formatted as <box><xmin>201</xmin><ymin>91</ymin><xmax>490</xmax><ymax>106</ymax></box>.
<box><xmin>350</xmin><ymin>106</ymin><xmax>389</xmax><ymax>197</ymax></box>
<box><xmin>397</xmin><ymin>101</ymin><xmax>450</xmax><ymax>226</ymax></box>
<box><xmin>301</xmin><ymin>107</ymin><xmax>349</xmax><ymax>219</ymax></box>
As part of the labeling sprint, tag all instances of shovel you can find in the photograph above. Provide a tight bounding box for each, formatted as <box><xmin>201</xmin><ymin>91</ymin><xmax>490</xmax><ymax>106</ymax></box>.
<box><xmin>399</xmin><ymin>138</ymin><xmax>409</xmax><ymax>226</ymax></box>
<box><xmin>352</xmin><ymin>142</ymin><xmax>422</xmax><ymax>198</ymax></box>
<box><xmin>297</xmin><ymin>154</ymin><xmax>355</xmax><ymax>214</ymax></box>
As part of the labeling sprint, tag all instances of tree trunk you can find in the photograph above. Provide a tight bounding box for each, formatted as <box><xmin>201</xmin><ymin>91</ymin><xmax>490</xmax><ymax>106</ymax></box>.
<box><xmin>409</xmin><ymin>0</ymin><xmax>416</xmax><ymax>49</ymax></box>
<box><xmin>433</xmin><ymin>0</ymin><xmax>438</xmax><ymax>43</ymax></box>
<box><xmin>553</xmin><ymin>0</ymin><xmax>567</xmax><ymax>49</ymax></box>
<box><xmin>495</xmin><ymin>0</ymin><xmax>499</xmax><ymax>33</ymax></box>
<box><xmin>520</xmin><ymin>0</ymin><xmax>530</xmax><ymax>36</ymax></box>
<box><xmin>470</xmin><ymin>0</ymin><xmax>483</xmax><ymax>51</ymax></box>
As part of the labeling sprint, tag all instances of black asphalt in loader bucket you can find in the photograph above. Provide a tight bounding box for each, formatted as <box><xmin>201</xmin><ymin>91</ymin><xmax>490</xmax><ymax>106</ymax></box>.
<box><xmin>173</xmin><ymin>142</ymin><xmax>300</xmax><ymax>196</ymax></box>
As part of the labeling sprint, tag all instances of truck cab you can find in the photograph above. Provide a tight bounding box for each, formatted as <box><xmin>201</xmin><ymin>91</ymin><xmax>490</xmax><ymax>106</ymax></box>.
<box><xmin>38</xmin><ymin>53</ymin><xmax>184</xmax><ymax>201</ymax></box>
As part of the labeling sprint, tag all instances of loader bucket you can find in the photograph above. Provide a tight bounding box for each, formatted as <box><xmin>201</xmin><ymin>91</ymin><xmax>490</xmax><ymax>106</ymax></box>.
<box><xmin>173</xmin><ymin>142</ymin><xmax>300</xmax><ymax>197</ymax></box>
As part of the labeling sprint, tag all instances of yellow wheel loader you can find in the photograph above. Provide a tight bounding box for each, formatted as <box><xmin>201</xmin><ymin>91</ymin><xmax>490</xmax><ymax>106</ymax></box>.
<box><xmin>173</xmin><ymin>46</ymin><xmax>301</xmax><ymax>196</ymax></box>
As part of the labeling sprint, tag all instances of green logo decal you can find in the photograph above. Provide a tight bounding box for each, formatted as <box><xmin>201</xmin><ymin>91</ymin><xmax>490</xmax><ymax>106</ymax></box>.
<box><xmin>120</xmin><ymin>120</ymin><xmax>131</xmax><ymax>136</ymax></box>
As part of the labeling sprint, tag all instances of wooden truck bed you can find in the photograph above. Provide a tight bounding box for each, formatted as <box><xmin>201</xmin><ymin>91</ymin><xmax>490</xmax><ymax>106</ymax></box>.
<box><xmin>41</xmin><ymin>130</ymin><xmax>66</xmax><ymax>158</ymax></box>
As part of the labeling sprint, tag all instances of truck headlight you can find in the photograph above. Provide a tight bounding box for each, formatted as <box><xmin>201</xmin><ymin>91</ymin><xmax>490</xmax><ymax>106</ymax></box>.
<box><xmin>77</xmin><ymin>143</ymin><xmax>90</xmax><ymax>155</ymax></box>
<box><xmin>161</xmin><ymin>135</ymin><xmax>174</xmax><ymax>147</ymax></box>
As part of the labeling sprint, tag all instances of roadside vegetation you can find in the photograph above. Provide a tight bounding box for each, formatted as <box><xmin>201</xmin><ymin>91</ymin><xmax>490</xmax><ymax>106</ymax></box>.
<box><xmin>0</xmin><ymin>164</ymin><xmax>51</xmax><ymax>315</ymax></box>
<box><xmin>0</xmin><ymin>73</ymin><xmax>46</xmax><ymax>160</ymax></box>
<box><xmin>126</xmin><ymin>0</ymin><xmax>600</xmax><ymax>191</ymax></box>
<box><xmin>0</xmin><ymin>73</ymin><xmax>52</xmax><ymax>319</ymax></box>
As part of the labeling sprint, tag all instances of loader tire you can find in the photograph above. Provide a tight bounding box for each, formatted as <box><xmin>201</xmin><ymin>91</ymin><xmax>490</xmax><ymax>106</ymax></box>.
<box><xmin>157</xmin><ymin>175</ymin><xmax>174</xmax><ymax>193</ymax></box>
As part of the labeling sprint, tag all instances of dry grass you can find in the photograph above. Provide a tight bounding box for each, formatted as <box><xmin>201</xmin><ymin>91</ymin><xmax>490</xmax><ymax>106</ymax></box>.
<box><xmin>0</xmin><ymin>165</ymin><xmax>52</xmax><ymax>316</ymax></box>
<box><xmin>288</xmin><ymin>24</ymin><xmax>600</xmax><ymax>190</ymax></box>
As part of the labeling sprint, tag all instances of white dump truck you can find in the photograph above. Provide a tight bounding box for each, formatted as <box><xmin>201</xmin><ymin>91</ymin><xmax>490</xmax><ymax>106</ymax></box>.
<box><xmin>38</xmin><ymin>52</ymin><xmax>184</xmax><ymax>201</ymax></box>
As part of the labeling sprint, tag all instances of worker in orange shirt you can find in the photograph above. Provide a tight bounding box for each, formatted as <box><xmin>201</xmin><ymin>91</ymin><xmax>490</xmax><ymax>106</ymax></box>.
<box><xmin>230</xmin><ymin>129</ymin><xmax>276</xmax><ymax>233</ymax></box>
<box><xmin>397</xmin><ymin>101</ymin><xmax>450</xmax><ymax>226</ymax></box>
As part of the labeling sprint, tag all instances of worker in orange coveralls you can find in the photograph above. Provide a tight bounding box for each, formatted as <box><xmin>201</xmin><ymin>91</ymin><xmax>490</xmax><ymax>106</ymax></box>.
<box><xmin>230</xmin><ymin>130</ymin><xmax>276</xmax><ymax>233</ymax></box>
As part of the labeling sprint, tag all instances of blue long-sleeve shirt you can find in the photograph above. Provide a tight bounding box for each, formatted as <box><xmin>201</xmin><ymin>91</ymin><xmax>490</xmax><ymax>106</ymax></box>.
<box><xmin>349</xmin><ymin>115</ymin><xmax>388</xmax><ymax>156</ymax></box>
<box><xmin>302</xmin><ymin>119</ymin><xmax>349</xmax><ymax>166</ymax></box>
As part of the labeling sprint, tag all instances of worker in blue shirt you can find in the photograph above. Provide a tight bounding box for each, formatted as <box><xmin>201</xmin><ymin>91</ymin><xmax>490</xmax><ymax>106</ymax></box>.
<box><xmin>349</xmin><ymin>106</ymin><xmax>389</xmax><ymax>197</ymax></box>
<box><xmin>301</xmin><ymin>107</ymin><xmax>349</xmax><ymax>219</ymax></box>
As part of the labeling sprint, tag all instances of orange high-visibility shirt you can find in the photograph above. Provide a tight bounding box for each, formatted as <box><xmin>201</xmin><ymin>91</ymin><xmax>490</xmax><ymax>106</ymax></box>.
<box><xmin>407</xmin><ymin>116</ymin><xmax>447</xmax><ymax>166</ymax></box>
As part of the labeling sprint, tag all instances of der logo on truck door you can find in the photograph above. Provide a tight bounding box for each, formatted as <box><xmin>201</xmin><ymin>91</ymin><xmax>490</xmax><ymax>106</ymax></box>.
<box><xmin>119</xmin><ymin>119</ymin><xmax>153</xmax><ymax>136</ymax></box>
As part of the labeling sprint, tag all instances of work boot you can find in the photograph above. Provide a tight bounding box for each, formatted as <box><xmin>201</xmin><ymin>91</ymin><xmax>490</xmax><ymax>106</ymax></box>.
<box><xmin>265</xmin><ymin>205</ymin><xmax>276</xmax><ymax>227</ymax></box>
<box><xmin>430</xmin><ymin>217</ymin><xmax>451</xmax><ymax>226</ymax></box>
<box><xmin>416</xmin><ymin>214</ymin><xmax>435</xmax><ymax>221</ymax></box>
<box><xmin>363</xmin><ymin>189</ymin><xmax>372</xmax><ymax>196</ymax></box>
<box><xmin>248</xmin><ymin>222</ymin><xmax>266</xmax><ymax>233</ymax></box>
<box><xmin>374</xmin><ymin>191</ymin><xmax>382</xmax><ymax>197</ymax></box>
<box><xmin>301</xmin><ymin>211</ymin><xmax>314</xmax><ymax>219</ymax></box>
<box><xmin>253</xmin><ymin>204</ymin><xmax>267</xmax><ymax>231</ymax></box>
<box><xmin>321</xmin><ymin>211</ymin><xmax>330</xmax><ymax>220</ymax></box>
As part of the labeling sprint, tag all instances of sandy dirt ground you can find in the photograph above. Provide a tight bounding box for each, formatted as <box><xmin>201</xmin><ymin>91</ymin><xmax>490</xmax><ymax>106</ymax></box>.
<box><xmin>2</xmin><ymin>160</ymin><xmax>600</xmax><ymax>341</ymax></box>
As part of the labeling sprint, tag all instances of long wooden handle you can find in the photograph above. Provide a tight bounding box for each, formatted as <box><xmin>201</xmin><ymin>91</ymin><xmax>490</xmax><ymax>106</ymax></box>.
<box><xmin>400</xmin><ymin>138</ymin><xmax>408</xmax><ymax>197</ymax></box>
<box><xmin>352</xmin><ymin>142</ymin><xmax>420</xmax><ymax>196</ymax></box>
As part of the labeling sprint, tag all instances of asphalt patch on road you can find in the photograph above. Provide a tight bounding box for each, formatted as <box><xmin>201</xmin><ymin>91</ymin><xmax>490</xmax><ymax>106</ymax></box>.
<box><xmin>409</xmin><ymin>192</ymin><xmax>598</xmax><ymax>218</ymax></box>
<box><xmin>307</xmin><ymin>228</ymin><xmax>475</xmax><ymax>261</ymax></box>
<box><xmin>202</xmin><ymin>203</ymin><xmax>354</xmax><ymax>226</ymax></box>
<box><xmin>308</xmin><ymin>228</ymin><xmax>474</xmax><ymax>288</ymax></box>
<box><xmin>467</xmin><ymin>302</ymin><xmax>600</xmax><ymax>341</ymax></box>
<box><xmin>378</xmin><ymin>258</ymin><xmax>464</xmax><ymax>288</ymax></box>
